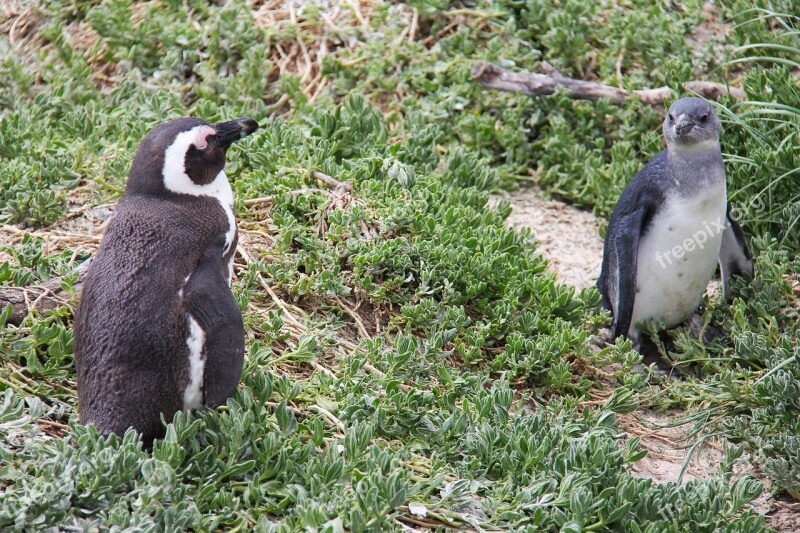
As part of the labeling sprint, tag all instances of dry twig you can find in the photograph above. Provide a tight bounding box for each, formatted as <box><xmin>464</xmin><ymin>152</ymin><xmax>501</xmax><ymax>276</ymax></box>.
<box><xmin>0</xmin><ymin>259</ymin><xmax>91</xmax><ymax>325</ymax></box>
<box><xmin>472</xmin><ymin>61</ymin><xmax>746</xmax><ymax>105</ymax></box>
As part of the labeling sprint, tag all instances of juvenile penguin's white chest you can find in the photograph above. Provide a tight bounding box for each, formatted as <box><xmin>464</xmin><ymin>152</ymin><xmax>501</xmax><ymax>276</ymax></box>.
<box><xmin>630</xmin><ymin>183</ymin><xmax>727</xmax><ymax>336</ymax></box>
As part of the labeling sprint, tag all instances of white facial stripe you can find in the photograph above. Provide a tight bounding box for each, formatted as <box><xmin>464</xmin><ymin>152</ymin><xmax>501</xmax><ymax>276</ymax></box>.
<box><xmin>183</xmin><ymin>315</ymin><xmax>206</xmax><ymax>410</ymax></box>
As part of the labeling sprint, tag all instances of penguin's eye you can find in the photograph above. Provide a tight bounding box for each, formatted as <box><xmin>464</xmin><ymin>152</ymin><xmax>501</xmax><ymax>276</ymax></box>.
<box><xmin>699</xmin><ymin>114</ymin><xmax>708</xmax><ymax>123</ymax></box>
<box><xmin>668</xmin><ymin>114</ymin><xmax>674</xmax><ymax>122</ymax></box>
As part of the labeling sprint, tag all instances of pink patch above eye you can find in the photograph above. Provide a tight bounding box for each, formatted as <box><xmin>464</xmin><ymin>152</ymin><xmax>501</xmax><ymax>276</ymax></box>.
<box><xmin>194</xmin><ymin>126</ymin><xmax>217</xmax><ymax>149</ymax></box>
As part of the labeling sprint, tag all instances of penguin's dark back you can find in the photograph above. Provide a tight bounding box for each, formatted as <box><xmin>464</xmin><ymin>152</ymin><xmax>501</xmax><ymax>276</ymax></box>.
<box><xmin>597</xmin><ymin>150</ymin><xmax>671</xmax><ymax>307</ymax></box>
<box><xmin>74</xmin><ymin>192</ymin><xmax>230</xmax><ymax>441</ymax></box>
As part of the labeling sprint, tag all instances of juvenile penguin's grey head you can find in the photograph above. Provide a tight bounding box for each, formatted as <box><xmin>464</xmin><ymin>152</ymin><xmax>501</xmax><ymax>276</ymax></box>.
<box><xmin>663</xmin><ymin>97</ymin><xmax>720</xmax><ymax>151</ymax></box>
<box><xmin>126</xmin><ymin>116</ymin><xmax>258</xmax><ymax>197</ymax></box>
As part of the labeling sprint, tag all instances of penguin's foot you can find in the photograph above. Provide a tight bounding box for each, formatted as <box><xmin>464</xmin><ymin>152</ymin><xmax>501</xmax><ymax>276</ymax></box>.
<box><xmin>589</xmin><ymin>327</ymin><xmax>615</xmax><ymax>353</ymax></box>
<box><xmin>688</xmin><ymin>313</ymin><xmax>725</xmax><ymax>343</ymax></box>
<box><xmin>637</xmin><ymin>336</ymin><xmax>674</xmax><ymax>377</ymax></box>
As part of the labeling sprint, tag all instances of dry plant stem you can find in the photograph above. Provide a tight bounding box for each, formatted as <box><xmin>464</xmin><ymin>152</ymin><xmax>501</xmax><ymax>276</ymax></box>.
<box><xmin>42</xmin><ymin>202</ymin><xmax>112</xmax><ymax>227</ymax></box>
<box><xmin>243</xmin><ymin>188</ymin><xmax>326</xmax><ymax>206</ymax></box>
<box><xmin>237</xmin><ymin>246</ymin><xmax>308</xmax><ymax>330</ymax></box>
<box><xmin>363</xmin><ymin>362</ymin><xmax>411</xmax><ymax>392</ymax></box>
<box><xmin>2</xmin><ymin>224</ymin><xmax>103</xmax><ymax>244</ymax></box>
<box><xmin>408</xmin><ymin>8</ymin><xmax>418</xmax><ymax>43</ymax></box>
<box><xmin>615</xmin><ymin>47</ymin><xmax>626</xmax><ymax>89</ymax></box>
<box><xmin>311</xmin><ymin>170</ymin><xmax>352</xmax><ymax>195</ymax></box>
<box><xmin>0</xmin><ymin>258</ymin><xmax>92</xmax><ymax>326</ymax></box>
<box><xmin>288</xmin><ymin>3</ymin><xmax>312</xmax><ymax>84</ymax></box>
<box><xmin>311</xmin><ymin>360</ymin><xmax>336</xmax><ymax>379</ymax></box>
<box><xmin>310</xmin><ymin>76</ymin><xmax>328</xmax><ymax>102</ymax></box>
<box><xmin>265</xmin><ymin>93</ymin><xmax>290</xmax><ymax>112</ymax></box>
<box><xmin>471</xmin><ymin>61</ymin><xmax>746</xmax><ymax>105</ymax></box>
<box><xmin>310</xmin><ymin>404</ymin><xmax>345</xmax><ymax>431</ymax></box>
<box><xmin>349</xmin><ymin>0</ymin><xmax>367</xmax><ymax>26</ymax></box>
<box><xmin>336</xmin><ymin>296</ymin><xmax>370</xmax><ymax>338</ymax></box>
<box><xmin>311</xmin><ymin>169</ymin><xmax>357</xmax><ymax>235</ymax></box>
<box><xmin>237</xmin><ymin>225</ymin><xmax>277</xmax><ymax>247</ymax></box>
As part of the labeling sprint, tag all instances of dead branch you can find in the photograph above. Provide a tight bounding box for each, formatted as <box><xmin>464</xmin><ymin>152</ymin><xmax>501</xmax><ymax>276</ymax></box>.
<box><xmin>311</xmin><ymin>170</ymin><xmax>356</xmax><ymax>236</ymax></box>
<box><xmin>1</xmin><ymin>259</ymin><xmax>92</xmax><ymax>326</ymax></box>
<box><xmin>311</xmin><ymin>170</ymin><xmax>352</xmax><ymax>195</ymax></box>
<box><xmin>471</xmin><ymin>61</ymin><xmax>745</xmax><ymax>105</ymax></box>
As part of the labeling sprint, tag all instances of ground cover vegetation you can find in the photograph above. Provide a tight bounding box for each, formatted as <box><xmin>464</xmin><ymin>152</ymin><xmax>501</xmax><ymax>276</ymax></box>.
<box><xmin>0</xmin><ymin>0</ymin><xmax>798</xmax><ymax>530</ymax></box>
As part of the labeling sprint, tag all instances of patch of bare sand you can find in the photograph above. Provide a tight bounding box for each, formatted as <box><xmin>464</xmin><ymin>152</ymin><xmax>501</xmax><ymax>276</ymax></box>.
<box><xmin>624</xmin><ymin>410</ymin><xmax>727</xmax><ymax>484</ymax></box>
<box><xmin>495</xmin><ymin>188</ymin><xmax>604</xmax><ymax>289</ymax></box>
<box><xmin>627</xmin><ymin>412</ymin><xmax>800</xmax><ymax>530</ymax></box>
<box><xmin>762</xmin><ymin>499</ymin><xmax>800</xmax><ymax>532</ymax></box>
<box><xmin>686</xmin><ymin>2</ymin><xmax>732</xmax><ymax>52</ymax></box>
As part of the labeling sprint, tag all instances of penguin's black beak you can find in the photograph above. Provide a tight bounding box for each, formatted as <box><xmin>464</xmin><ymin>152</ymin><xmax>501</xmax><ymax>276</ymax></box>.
<box><xmin>213</xmin><ymin>118</ymin><xmax>259</xmax><ymax>148</ymax></box>
<box><xmin>674</xmin><ymin>115</ymin><xmax>695</xmax><ymax>136</ymax></box>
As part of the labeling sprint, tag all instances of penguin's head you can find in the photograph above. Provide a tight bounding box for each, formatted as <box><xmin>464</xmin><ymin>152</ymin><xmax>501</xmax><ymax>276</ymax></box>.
<box><xmin>126</xmin><ymin>117</ymin><xmax>259</xmax><ymax>197</ymax></box>
<box><xmin>663</xmin><ymin>97</ymin><xmax>720</xmax><ymax>150</ymax></box>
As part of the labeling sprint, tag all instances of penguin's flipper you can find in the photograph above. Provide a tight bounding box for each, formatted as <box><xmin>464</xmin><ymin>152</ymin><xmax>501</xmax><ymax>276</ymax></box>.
<box><xmin>183</xmin><ymin>246</ymin><xmax>245</xmax><ymax>408</ymax></box>
<box><xmin>610</xmin><ymin>206</ymin><xmax>648</xmax><ymax>339</ymax></box>
<box><xmin>719</xmin><ymin>203</ymin><xmax>754</xmax><ymax>300</ymax></box>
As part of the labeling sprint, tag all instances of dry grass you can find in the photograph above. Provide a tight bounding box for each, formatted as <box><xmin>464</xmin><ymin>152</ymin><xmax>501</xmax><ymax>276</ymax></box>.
<box><xmin>252</xmin><ymin>0</ymin><xmax>379</xmax><ymax>102</ymax></box>
<box><xmin>0</xmin><ymin>0</ymin><xmax>43</xmax><ymax>46</ymax></box>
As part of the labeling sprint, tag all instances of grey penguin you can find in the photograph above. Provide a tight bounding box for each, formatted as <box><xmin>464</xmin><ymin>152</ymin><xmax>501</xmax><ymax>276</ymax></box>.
<box><xmin>598</xmin><ymin>97</ymin><xmax>753</xmax><ymax>341</ymax></box>
<box><xmin>74</xmin><ymin>116</ymin><xmax>258</xmax><ymax>442</ymax></box>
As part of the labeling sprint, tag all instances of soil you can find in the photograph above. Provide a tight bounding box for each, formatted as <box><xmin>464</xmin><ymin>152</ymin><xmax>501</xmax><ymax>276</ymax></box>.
<box><xmin>495</xmin><ymin>188</ymin><xmax>604</xmax><ymax>289</ymax></box>
<box><xmin>624</xmin><ymin>410</ymin><xmax>725</xmax><ymax>483</ymax></box>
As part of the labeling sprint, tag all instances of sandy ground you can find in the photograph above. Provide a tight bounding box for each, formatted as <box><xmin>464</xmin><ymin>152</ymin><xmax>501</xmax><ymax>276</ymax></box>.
<box><xmin>494</xmin><ymin>189</ymin><xmax>604</xmax><ymax>289</ymax></box>
<box><xmin>625</xmin><ymin>410</ymin><xmax>726</xmax><ymax>483</ymax></box>
<box><xmin>628</xmin><ymin>412</ymin><xmax>800</xmax><ymax>531</ymax></box>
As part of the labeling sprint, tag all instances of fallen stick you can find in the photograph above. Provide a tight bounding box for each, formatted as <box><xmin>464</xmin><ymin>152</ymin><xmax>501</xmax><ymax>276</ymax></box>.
<box><xmin>471</xmin><ymin>61</ymin><xmax>745</xmax><ymax>105</ymax></box>
<box><xmin>311</xmin><ymin>170</ymin><xmax>352</xmax><ymax>196</ymax></box>
<box><xmin>0</xmin><ymin>259</ymin><xmax>92</xmax><ymax>326</ymax></box>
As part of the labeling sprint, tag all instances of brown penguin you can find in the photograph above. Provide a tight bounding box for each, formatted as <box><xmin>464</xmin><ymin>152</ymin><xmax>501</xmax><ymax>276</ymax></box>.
<box><xmin>74</xmin><ymin>116</ymin><xmax>258</xmax><ymax>442</ymax></box>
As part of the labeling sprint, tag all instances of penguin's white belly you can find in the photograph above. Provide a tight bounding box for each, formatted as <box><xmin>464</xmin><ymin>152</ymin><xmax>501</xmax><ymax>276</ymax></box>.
<box><xmin>630</xmin><ymin>187</ymin><xmax>726</xmax><ymax>336</ymax></box>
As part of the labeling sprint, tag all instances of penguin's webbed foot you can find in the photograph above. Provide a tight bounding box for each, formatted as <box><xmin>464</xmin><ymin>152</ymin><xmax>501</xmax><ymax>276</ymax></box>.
<box><xmin>688</xmin><ymin>312</ymin><xmax>725</xmax><ymax>343</ymax></box>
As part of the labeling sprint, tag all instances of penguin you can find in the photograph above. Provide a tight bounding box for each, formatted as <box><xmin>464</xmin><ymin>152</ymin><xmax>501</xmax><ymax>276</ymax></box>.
<box><xmin>74</xmin><ymin>116</ymin><xmax>258</xmax><ymax>442</ymax></box>
<box><xmin>598</xmin><ymin>97</ymin><xmax>753</xmax><ymax>341</ymax></box>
